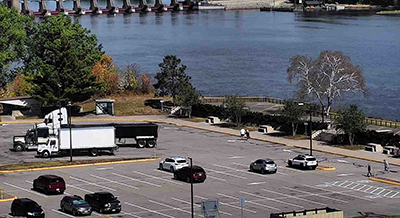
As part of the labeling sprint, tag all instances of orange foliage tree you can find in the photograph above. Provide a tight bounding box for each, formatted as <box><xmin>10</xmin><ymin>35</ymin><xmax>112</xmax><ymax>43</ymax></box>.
<box><xmin>91</xmin><ymin>54</ymin><xmax>120</xmax><ymax>95</ymax></box>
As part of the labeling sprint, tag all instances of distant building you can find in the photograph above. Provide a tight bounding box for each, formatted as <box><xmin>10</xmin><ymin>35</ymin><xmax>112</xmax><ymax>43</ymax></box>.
<box><xmin>271</xmin><ymin>207</ymin><xmax>343</xmax><ymax>218</ymax></box>
<box><xmin>303</xmin><ymin>1</ymin><xmax>323</xmax><ymax>7</ymax></box>
<box><xmin>0</xmin><ymin>96</ymin><xmax>41</xmax><ymax>116</ymax></box>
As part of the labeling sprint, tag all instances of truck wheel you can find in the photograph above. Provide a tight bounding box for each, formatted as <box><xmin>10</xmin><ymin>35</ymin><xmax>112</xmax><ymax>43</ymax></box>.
<box><xmin>137</xmin><ymin>140</ymin><xmax>146</xmax><ymax>148</ymax></box>
<box><xmin>15</xmin><ymin>144</ymin><xmax>23</xmax><ymax>152</ymax></box>
<box><xmin>42</xmin><ymin>151</ymin><xmax>50</xmax><ymax>158</ymax></box>
<box><xmin>147</xmin><ymin>140</ymin><xmax>156</xmax><ymax>148</ymax></box>
<box><xmin>90</xmin><ymin>149</ymin><xmax>98</xmax><ymax>156</ymax></box>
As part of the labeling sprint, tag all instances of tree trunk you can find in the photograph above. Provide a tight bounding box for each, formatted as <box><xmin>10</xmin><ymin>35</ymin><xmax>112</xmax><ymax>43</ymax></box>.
<box><xmin>292</xmin><ymin>123</ymin><xmax>296</xmax><ymax>136</ymax></box>
<box><xmin>348</xmin><ymin>133</ymin><xmax>354</xmax><ymax>146</ymax></box>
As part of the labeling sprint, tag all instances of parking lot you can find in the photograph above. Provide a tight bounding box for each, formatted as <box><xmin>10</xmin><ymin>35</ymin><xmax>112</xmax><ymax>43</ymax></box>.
<box><xmin>1</xmin><ymin>123</ymin><xmax>400</xmax><ymax>217</ymax></box>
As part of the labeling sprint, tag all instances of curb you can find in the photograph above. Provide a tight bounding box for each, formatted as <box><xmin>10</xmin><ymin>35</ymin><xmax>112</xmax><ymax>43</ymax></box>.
<box><xmin>369</xmin><ymin>177</ymin><xmax>400</xmax><ymax>187</ymax></box>
<box><xmin>0</xmin><ymin>196</ymin><xmax>17</xmax><ymax>202</ymax></box>
<box><xmin>317</xmin><ymin>166</ymin><xmax>336</xmax><ymax>171</ymax></box>
<box><xmin>0</xmin><ymin>157</ymin><xmax>160</xmax><ymax>174</ymax></box>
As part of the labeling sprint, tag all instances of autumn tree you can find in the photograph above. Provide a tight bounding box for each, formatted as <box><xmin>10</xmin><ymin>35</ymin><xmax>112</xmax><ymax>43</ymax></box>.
<box><xmin>91</xmin><ymin>54</ymin><xmax>120</xmax><ymax>95</ymax></box>
<box><xmin>287</xmin><ymin>51</ymin><xmax>368</xmax><ymax>120</ymax></box>
<box><xmin>335</xmin><ymin>105</ymin><xmax>367</xmax><ymax>146</ymax></box>
<box><xmin>119</xmin><ymin>64</ymin><xmax>139</xmax><ymax>92</ymax></box>
<box><xmin>154</xmin><ymin>55</ymin><xmax>191</xmax><ymax>103</ymax></box>
<box><xmin>136</xmin><ymin>73</ymin><xmax>155</xmax><ymax>94</ymax></box>
<box><xmin>280</xmin><ymin>100</ymin><xmax>304</xmax><ymax>136</ymax></box>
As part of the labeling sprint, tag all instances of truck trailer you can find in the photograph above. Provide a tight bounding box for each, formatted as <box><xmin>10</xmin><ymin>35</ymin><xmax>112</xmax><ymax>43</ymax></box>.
<box><xmin>37</xmin><ymin>124</ymin><xmax>118</xmax><ymax>158</ymax></box>
<box><xmin>114</xmin><ymin>123</ymin><xmax>158</xmax><ymax>148</ymax></box>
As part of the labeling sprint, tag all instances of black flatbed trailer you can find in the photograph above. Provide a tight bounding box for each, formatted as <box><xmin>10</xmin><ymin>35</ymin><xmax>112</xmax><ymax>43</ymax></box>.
<box><xmin>113</xmin><ymin>123</ymin><xmax>158</xmax><ymax>148</ymax></box>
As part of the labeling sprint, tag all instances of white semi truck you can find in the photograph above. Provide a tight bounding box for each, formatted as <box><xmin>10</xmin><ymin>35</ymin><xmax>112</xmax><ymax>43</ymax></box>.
<box><xmin>37</xmin><ymin>124</ymin><xmax>118</xmax><ymax>158</ymax></box>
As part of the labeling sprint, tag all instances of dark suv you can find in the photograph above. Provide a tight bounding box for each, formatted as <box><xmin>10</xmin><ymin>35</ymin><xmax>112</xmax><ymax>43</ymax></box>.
<box><xmin>11</xmin><ymin>198</ymin><xmax>45</xmax><ymax>218</ymax></box>
<box><xmin>174</xmin><ymin>166</ymin><xmax>206</xmax><ymax>183</ymax></box>
<box><xmin>60</xmin><ymin>195</ymin><xmax>92</xmax><ymax>216</ymax></box>
<box><xmin>33</xmin><ymin>175</ymin><xmax>66</xmax><ymax>194</ymax></box>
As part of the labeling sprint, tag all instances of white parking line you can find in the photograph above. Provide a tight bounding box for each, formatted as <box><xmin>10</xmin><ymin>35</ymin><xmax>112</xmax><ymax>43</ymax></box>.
<box><xmin>248</xmin><ymin>182</ymin><xmax>266</xmax><ymax>185</ymax></box>
<box><xmin>217</xmin><ymin>193</ymin><xmax>279</xmax><ymax>211</ymax></box>
<box><xmin>3</xmin><ymin>182</ymin><xmax>48</xmax><ymax>198</ymax></box>
<box><xmin>303</xmin><ymin>184</ymin><xmax>372</xmax><ymax>201</ymax></box>
<box><xmin>336</xmin><ymin>181</ymin><xmax>348</xmax><ymax>187</ymax></box>
<box><xmin>262</xmin><ymin>189</ymin><xmax>326</xmax><ymax>206</ymax></box>
<box><xmin>125</xmin><ymin>202</ymin><xmax>176</xmax><ymax>218</ymax></box>
<box><xmin>363</xmin><ymin>186</ymin><xmax>374</xmax><ymax>193</ymax></box>
<box><xmin>207</xmin><ymin>175</ymin><xmax>227</xmax><ymax>182</ymax></box>
<box><xmin>171</xmin><ymin>197</ymin><xmax>233</xmax><ymax>216</ymax></box>
<box><xmin>149</xmin><ymin>199</ymin><xmax>201</xmax><ymax>217</ymax></box>
<box><xmin>67</xmin><ymin>184</ymin><xmax>94</xmax><ymax>193</ymax></box>
<box><xmin>120</xmin><ymin>211</ymin><xmax>143</xmax><ymax>218</ymax></box>
<box><xmin>240</xmin><ymin>191</ymin><xmax>303</xmax><ymax>209</ymax></box>
<box><xmin>113</xmin><ymin>172</ymin><xmax>163</xmax><ymax>187</ymax></box>
<box><xmin>370</xmin><ymin>188</ymin><xmax>380</xmax><ymax>194</ymax></box>
<box><xmin>390</xmin><ymin>192</ymin><xmax>399</xmax><ymax>198</ymax></box>
<box><xmin>350</xmin><ymin>184</ymin><xmax>361</xmax><ymax>190</ymax></box>
<box><xmin>132</xmin><ymin>170</ymin><xmax>182</xmax><ymax>185</ymax></box>
<box><xmin>343</xmin><ymin>182</ymin><xmax>354</xmax><ymax>188</ymax></box>
<box><xmin>70</xmin><ymin>176</ymin><xmax>116</xmax><ymax>192</ymax></box>
<box><xmin>375</xmin><ymin>189</ymin><xmax>386</xmax><ymax>195</ymax></box>
<box><xmin>196</xmin><ymin>195</ymin><xmax>257</xmax><ymax>214</ymax></box>
<box><xmin>384</xmin><ymin>190</ymin><xmax>393</xmax><ymax>197</ymax></box>
<box><xmin>96</xmin><ymin>167</ymin><xmax>114</xmax><ymax>170</ymax></box>
<box><xmin>282</xmin><ymin>187</ymin><xmax>348</xmax><ymax>204</ymax></box>
<box><xmin>356</xmin><ymin>185</ymin><xmax>367</xmax><ymax>191</ymax></box>
<box><xmin>154</xmin><ymin>169</ymin><xmax>174</xmax><ymax>175</ymax></box>
<box><xmin>279</xmin><ymin>167</ymin><xmax>307</xmax><ymax>173</ymax></box>
<box><xmin>90</xmin><ymin>174</ymin><xmax>139</xmax><ymax>190</ymax></box>
<box><xmin>206</xmin><ymin>169</ymin><xmax>247</xmax><ymax>180</ymax></box>
<box><xmin>51</xmin><ymin>209</ymin><xmax>75</xmax><ymax>218</ymax></box>
<box><xmin>214</xmin><ymin>164</ymin><xmax>287</xmax><ymax>176</ymax></box>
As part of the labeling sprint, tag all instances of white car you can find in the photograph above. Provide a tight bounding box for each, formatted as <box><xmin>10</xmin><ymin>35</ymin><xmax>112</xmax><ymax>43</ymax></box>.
<box><xmin>288</xmin><ymin>154</ymin><xmax>318</xmax><ymax>170</ymax></box>
<box><xmin>159</xmin><ymin>157</ymin><xmax>189</xmax><ymax>172</ymax></box>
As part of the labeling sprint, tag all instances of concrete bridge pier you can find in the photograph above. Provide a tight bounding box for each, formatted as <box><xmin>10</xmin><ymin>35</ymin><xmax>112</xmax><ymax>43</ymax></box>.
<box><xmin>170</xmin><ymin>0</ymin><xmax>183</xmax><ymax>11</ymax></box>
<box><xmin>106</xmin><ymin>0</ymin><xmax>119</xmax><ymax>13</ymax></box>
<box><xmin>139</xmin><ymin>0</ymin><xmax>151</xmax><ymax>12</ymax></box>
<box><xmin>39</xmin><ymin>0</ymin><xmax>52</xmax><ymax>16</ymax></box>
<box><xmin>21</xmin><ymin>0</ymin><xmax>33</xmax><ymax>15</ymax></box>
<box><xmin>154</xmin><ymin>0</ymin><xmax>167</xmax><ymax>11</ymax></box>
<box><xmin>90</xmin><ymin>0</ymin><xmax>102</xmax><ymax>14</ymax></box>
<box><xmin>122</xmin><ymin>0</ymin><xmax>135</xmax><ymax>13</ymax></box>
<box><xmin>184</xmin><ymin>0</ymin><xmax>195</xmax><ymax>9</ymax></box>
<box><xmin>73</xmin><ymin>0</ymin><xmax>86</xmax><ymax>14</ymax></box>
<box><xmin>56</xmin><ymin>0</ymin><xmax>69</xmax><ymax>15</ymax></box>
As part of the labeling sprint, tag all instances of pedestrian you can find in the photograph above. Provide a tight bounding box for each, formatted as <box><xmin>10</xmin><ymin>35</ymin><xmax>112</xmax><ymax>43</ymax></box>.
<box><xmin>367</xmin><ymin>164</ymin><xmax>372</xmax><ymax>177</ymax></box>
<box><xmin>240</xmin><ymin>128</ymin><xmax>246</xmax><ymax>140</ymax></box>
<box><xmin>384</xmin><ymin>159</ymin><xmax>389</xmax><ymax>172</ymax></box>
<box><xmin>245</xmin><ymin>129</ymin><xmax>250</xmax><ymax>140</ymax></box>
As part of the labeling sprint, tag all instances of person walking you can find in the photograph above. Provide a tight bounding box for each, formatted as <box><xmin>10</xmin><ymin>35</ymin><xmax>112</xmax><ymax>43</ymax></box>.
<box><xmin>240</xmin><ymin>128</ymin><xmax>246</xmax><ymax>140</ymax></box>
<box><xmin>367</xmin><ymin>164</ymin><xmax>372</xmax><ymax>177</ymax></box>
<box><xmin>245</xmin><ymin>129</ymin><xmax>250</xmax><ymax>140</ymax></box>
<box><xmin>384</xmin><ymin>159</ymin><xmax>390</xmax><ymax>172</ymax></box>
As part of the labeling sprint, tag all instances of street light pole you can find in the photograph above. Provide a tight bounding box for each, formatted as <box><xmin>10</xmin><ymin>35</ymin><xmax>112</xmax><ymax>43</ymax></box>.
<box><xmin>68</xmin><ymin>101</ymin><xmax>72</xmax><ymax>162</ymax></box>
<box><xmin>309</xmin><ymin>109</ymin><xmax>312</xmax><ymax>156</ymax></box>
<box><xmin>188</xmin><ymin>157</ymin><xmax>194</xmax><ymax>218</ymax></box>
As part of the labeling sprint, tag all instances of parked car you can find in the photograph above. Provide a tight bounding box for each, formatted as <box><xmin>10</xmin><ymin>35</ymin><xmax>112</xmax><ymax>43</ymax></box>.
<box><xmin>159</xmin><ymin>157</ymin><xmax>189</xmax><ymax>172</ymax></box>
<box><xmin>33</xmin><ymin>175</ymin><xmax>65</xmax><ymax>194</ymax></box>
<box><xmin>174</xmin><ymin>166</ymin><xmax>206</xmax><ymax>183</ymax></box>
<box><xmin>11</xmin><ymin>198</ymin><xmax>44</xmax><ymax>218</ymax></box>
<box><xmin>250</xmin><ymin>158</ymin><xmax>277</xmax><ymax>174</ymax></box>
<box><xmin>60</xmin><ymin>195</ymin><xmax>92</xmax><ymax>216</ymax></box>
<box><xmin>85</xmin><ymin>192</ymin><xmax>121</xmax><ymax>213</ymax></box>
<box><xmin>288</xmin><ymin>154</ymin><xmax>318</xmax><ymax>170</ymax></box>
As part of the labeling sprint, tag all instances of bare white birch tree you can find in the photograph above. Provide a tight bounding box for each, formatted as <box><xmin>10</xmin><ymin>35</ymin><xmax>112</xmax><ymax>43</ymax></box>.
<box><xmin>287</xmin><ymin>51</ymin><xmax>368</xmax><ymax>116</ymax></box>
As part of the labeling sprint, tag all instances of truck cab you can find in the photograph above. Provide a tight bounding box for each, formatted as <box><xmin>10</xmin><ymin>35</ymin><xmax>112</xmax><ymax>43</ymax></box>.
<box><xmin>12</xmin><ymin>125</ymin><xmax>49</xmax><ymax>151</ymax></box>
<box><xmin>37</xmin><ymin>137</ymin><xmax>59</xmax><ymax>158</ymax></box>
<box><xmin>37</xmin><ymin>108</ymin><xmax>68</xmax><ymax>135</ymax></box>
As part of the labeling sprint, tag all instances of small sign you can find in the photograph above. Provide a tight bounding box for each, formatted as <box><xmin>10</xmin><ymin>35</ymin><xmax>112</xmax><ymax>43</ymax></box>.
<box><xmin>239</xmin><ymin>197</ymin><xmax>245</xmax><ymax>207</ymax></box>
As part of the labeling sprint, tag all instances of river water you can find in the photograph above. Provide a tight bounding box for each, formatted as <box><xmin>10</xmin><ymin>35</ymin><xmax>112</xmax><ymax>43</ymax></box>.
<box><xmin>30</xmin><ymin>2</ymin><xmax>400</xmax><ymax>120</ymax></box>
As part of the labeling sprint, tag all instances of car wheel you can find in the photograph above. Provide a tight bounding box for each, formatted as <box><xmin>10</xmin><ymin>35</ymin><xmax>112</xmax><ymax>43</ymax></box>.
<box><xmin>33</xmin><ymin>181</ymin><xmax>37</xmax><ymax>190</ymax></box>
<box><xmin>250</xmin><ymin>166</ymin><xmax>254</xmax><ymax>172</ymax></box>
<box><xmin>261</xmin><ymin>168</ymin><xmax>265</xmax><ymax>174</ymax></box>
<box><xmin>186</xmin><ymin>177</ymin><xmax>191</xmax><ymax>183</ymax></box>
<box><xmin>61</xmin><ymin>205</ymin><xmax>65</xmax><ymax>212</ymax></box>
<box><xmin>288</xmin><ymin>160</ymin><xmax>292</xmax><ymax>167</ymax></box>
<box><xmin>15</xmin><ymin>144</ymin><xmax>23</xmax><ymax>152</ymax></box>
<box><xmin>301</xmin><ymin>163</ymin><xmax>306</xmax><ymax>169</ymax></box>
<box><xmin>137</xmin><ymin>140</ymin><xmax>146</xmax><ymax>148</ymax></box>
<box><xmin>44</xmin><ymin>188</ymin><xmax>49</xmax><ymax>195</ymax></box>
<box><xmin>174</xmin><ymin>173</ymin><xmax>178</xmax><ymax>180</ymax></box>
<box><xmin>274</xmin><ymin>169</ymin><xmax>277</xmax><ymax>173</ymax></box>
<box><xmin>90</xmin><ymin>148</ymin><xmax>98</xmax><ymax>156</ymax></box>
<box><xmin>312</xmin><ymin>166</ymin><xmax>317</xmax><ymax>170</ymax></box>
<box><xmin>42</xmin><ymin>150</ymin><xmax>50</xmax><ymax>158</ymax></box>
<box><xmin>159</xmin><ymin>163</ymin><xmax>163</xmax><ymax>170</ymax></box>
<box><xmin>72</xmin><ymin>209</ymin><xmax>77</xmax><ymax>216</ymax></box>
<box><xmin>60</xmin><ymin>190</ymin><xmax>64</xmax><ymax>194</ymax></box>
<box><xmin>170</xmin><ymin>166</ymin><xmax>175</xmax><ymax>173</ymax></box>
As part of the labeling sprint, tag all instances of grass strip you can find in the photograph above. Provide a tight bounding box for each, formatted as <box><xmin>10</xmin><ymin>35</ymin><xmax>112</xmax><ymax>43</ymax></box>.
<box><xmin>0</xmin><ymin>157</ymin><xmax>156</xmax><ymax>171</ymax></box>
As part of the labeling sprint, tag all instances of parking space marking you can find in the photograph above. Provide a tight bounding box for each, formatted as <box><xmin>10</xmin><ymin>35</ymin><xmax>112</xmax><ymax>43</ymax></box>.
<box><xmin>350</xmin><ymin>184</ymin><xmax>361</xmax><ymax>190</ymax></box>
<box><xmin>248</xmin><ymin>182</ymin><xmax>266</xmax><ymax>185</ymax></box>
<box><xmin>240</xmin><ymin>191</ymin><xmax>303</xmax><ymax>209</ymax></box>
<box><xmin>207</xmin><ymin>175</ymin><xmax>227</xmax><ymax>182</ymax></box>
<box><xmin>355</xmin><ymin>185</ymin><xmax>367</xmax><ymax>191</ymax></box>
<box><xmin>390</xmin><ymin>192</ymin><xmax>399</xmax><ymax>198</ymax></box>
<box><xmin>363</xmin><ymin>186</ymin><xmax>374</xmax><ymax>193</ymax></box>
<box><xmin>51</xmin><ymin>209</ymin><xmax>75</xmax><ymax>218</ymax></box>
<box><xmin>3</xmin><ymin>182</ymin><xmax>48</xmax><ymax>198</ymax></box>
<box><xmin>131</xmin><ymin>170</ymin><xmax>182</xmax><ymax>185</ymax></box>
<box><xmin>125</xmin><ymin>202</ymin><xmax>176</xmax><ymax>218</ymax></box>
<box><xmin>113</xmin><ymin>172</ymin><xmax>163</xmax><ymax>187</ymax></box>
<box><xmin>376</xmin><ymin>189</ymin><xmax>386</xmax><ymax>195</ymax></box>
<box><xmin>172</xmin><ymin>197</ymin><xmax>232</xmax><ymax>216</ymax></box>
<box><xmin>149</xmin><ymin>199</ymin><xmax>201</xmax><ymax>217</ymax></box>
<box><xmin>279</xmin><ymin>167</ymin><xmax>308</xmax><ymax>173</ymax></box>
<box><xmin>343</xmin><ymin>182</ymin><xmax>354</xmax><ymax>188</ymax></box>
<box><xmin>154</xmin><ymin>169</ymin><xmax>174</xmax><ymax>175</ymax></box>
<box><xmin>67</xmin><ymin>184</ymin><xmax>94</xmax><ymax>193</ymax></box>
<box><xmin>69</xmin><ymin>176</ymin><xmax>116</xmax><ymax>192</ymax></box>
<box><xmin>303</xmin><ymin>184</ymin><xmax>372</xmax><ymax>201</ymax></box>
<box><xmin>214</xmin><ymin>164</ymin><xmax>287</xmax><ymax>176</ymax></box>
<box><xmin>195</xmin><ymin>195</ymin><xmax>257</xmax><ymax>214</ymax></box>
<box><xmin>96</xmin><ymin>167</ymin><xmax>114</xmax><ymax>170</ymax></box>
<box><xmin>262</xmin><ymin>189</ymin><xmax>326</xmax><ymax>206</ymax></box>
<box><xmin>337</xmin><ymin>181</ymin><xmax>348</xmax><ymax>187</ymax></box>
<box><xmin>206</xmin><ymin>169</ymin><xmax>247</xmax><ymax>180</ymax></box>
<box><xmin>384</xmin><ymin>190</ymin><xmax>393</xmax><ymax>197</ymax></box>
<box><xmin>217</xmin><ymin>193</ymin><xmax>279</xmax><ymax>211</ymax></box>
<box><xmin>90</xmin><ymin>174</ymin><xmax>139</xmax><ymax>190</ymax></box>
<box><xmin>282</xmin><ymin>187</ymin><xmax>348</xmax><ymax>203</ymax></box>
<box><xmin>120</xmin><ymin>211</ymin><xmax>143</xmax><ymax>218</ymax></box>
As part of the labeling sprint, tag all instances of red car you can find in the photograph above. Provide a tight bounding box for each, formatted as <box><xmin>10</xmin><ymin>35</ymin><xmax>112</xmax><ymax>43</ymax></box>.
<box><xmin>33</xmin><ymin>175</ymin><xmax>66</xmax><ymax>194</ymax></box>
<box><xmin>174</xmin><ymin>166</ymin><xmax>206</xmax><ymax>183</ymax></box>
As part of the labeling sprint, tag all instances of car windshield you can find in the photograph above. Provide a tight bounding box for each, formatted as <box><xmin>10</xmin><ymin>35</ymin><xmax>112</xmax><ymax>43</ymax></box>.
<box><xmin>194</xmin><ymin>168</ymin><xmax>205</xmax><ymax>173</ymax></box>
<box><xmin>73</xmin><ymin>200</ymin><xmax>86</xmax><ymax>205</ymax></box>
<box><xmin>177</xmin><ymin>160</ymin><xmax>187</xmax><ymax>163</ymax></box>
<box><xmin>25</xmin><ymin>202</ymin><xmax>40</xmax><ymax>210</ymax></box>
<box><xmin>306</xmin><ymin>158</ymin><xmax>316</xmax><ymax>161</ymax></box>
<box><xmin>50</xmin><ymin>179</ymin><xmax>64</xmax><ymax>184</ymax></box>
<box><xmin>266</xmin><ymin>161</ymin><xmax>275</xmax><ymax>164</ymax></box>
<box><xmin>101</xmin><ymin>194</ymin><xmax>115</xmax><ymax>200</ymax></box>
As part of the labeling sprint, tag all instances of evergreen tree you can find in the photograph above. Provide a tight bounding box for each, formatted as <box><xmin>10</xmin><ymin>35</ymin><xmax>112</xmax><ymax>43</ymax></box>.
<box><xmin>335</xmin><ymin>105</ymin><xmax>367</xmax><ymax>146</ymax></box>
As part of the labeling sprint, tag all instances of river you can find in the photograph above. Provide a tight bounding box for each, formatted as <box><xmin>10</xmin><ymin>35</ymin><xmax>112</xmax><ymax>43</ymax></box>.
<box><xmin>29</xmin><ymin>2</ymin><xmax>400</xmax><ymax>120</ymax></box>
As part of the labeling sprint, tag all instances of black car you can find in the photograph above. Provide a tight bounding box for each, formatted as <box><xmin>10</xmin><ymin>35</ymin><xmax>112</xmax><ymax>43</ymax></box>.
<box><xmin>174</xmin><ymin>166</ymin><xmax>206</xmax><ymax>183</ymax></box>
<box><xmin>11</xmin><ymin>198</ymin><xmax>45</xmax><ymax>218</ymax></box>
<box><xmin>60</xmin><ymin>195</ymin><xmax>92</xmax><ymax>216</ymax></box>
<box><xmin>85</xmin><ymin>192</ymin><xmax>121</xmax><ymax>213</ymax></box>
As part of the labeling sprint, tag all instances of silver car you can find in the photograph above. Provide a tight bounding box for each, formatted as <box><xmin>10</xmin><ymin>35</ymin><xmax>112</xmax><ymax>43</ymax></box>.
<box><xmin>250</xmin><ymin>158</ymin><xmax>277</xmax><ymax>174</ymax></box>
